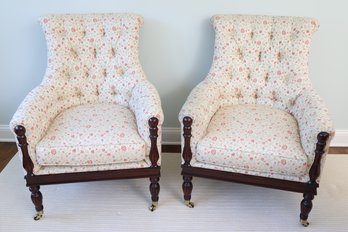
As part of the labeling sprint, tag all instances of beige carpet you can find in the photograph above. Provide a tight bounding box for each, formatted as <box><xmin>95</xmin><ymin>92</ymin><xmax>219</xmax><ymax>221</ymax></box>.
<box><xmin>0</xmin><ymin>153</ymin><xmax>347</xmax><ymax>232</ymax></box>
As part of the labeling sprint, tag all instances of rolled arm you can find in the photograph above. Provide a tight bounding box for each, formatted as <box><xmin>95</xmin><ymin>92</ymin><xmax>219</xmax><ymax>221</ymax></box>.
<box><xmin>10</xmin><ymin>84</ymin><xmax>65</xmax><ymax>171</ymax></box>
<box><xmin>179</xmin><ymin>80</ymin><xmax>221</xmax><ymax>156</ymax></box>
<box><xmin>129</xmin><ymin>80</ymin><xmax>164</xmax><ymax>150</ymax></box>
<box><xmin>291</xmin><ymin>89</ymin><xmax>335</xmax><ymax>164</ymax></box>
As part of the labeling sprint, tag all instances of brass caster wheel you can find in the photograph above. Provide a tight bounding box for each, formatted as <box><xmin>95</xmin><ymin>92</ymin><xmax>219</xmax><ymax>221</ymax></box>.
<box><xmin>34</xmin><ymin>210</ymin><xmax>43</xmax><ymax>221</ymax></box>
<box><xmin>185</xmin><ymin>200</ymin><xmax>194</xmax><ymax>208</ymax></box>
<box><xmin>300</xmin><ymin>219</ymin><xmax>309</xmax><ymax>227</ymax></box>
<box><xmin>149</xmin><ymin>202</ymin><xmax>158</xmax><ymax>212</ymax></box>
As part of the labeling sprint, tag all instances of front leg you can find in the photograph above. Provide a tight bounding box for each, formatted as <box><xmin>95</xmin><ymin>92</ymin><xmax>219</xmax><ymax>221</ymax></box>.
<box><xmin>182</xmin><ymin>175</ymin><xmax>194</xmax><ymax>208</ymax></box>
<box><xmin>148</xmin><ymin>117</ymin><xmax>160</xmax><ymax>211</ymax></box>
<box><xmin>300</xmin><ymin>193</ymin><xmax>314</xmax><ymax>227</ymax></box>
<box><xmin>29</xmin><ymin>186</ymin><xmax>44</xmax><ymax>220</ymax></box>
<box><xmin>15</xmin><ymin>126</ymin><xmax>44</xmax><ymax>220</ymax></box>
<box><xmin>149</xmin><ymin>176</ymin><xmax>160</xmax><ymax>211</ymax></box>
<box><xmin>182</xmin><ymin>117</ymin><xmax>194</xmax><ymax>208</ymax></box>
<box><xmin>300</xmin><ymin>132</ymin><xmax>329</xmax><ymax>226</ymax></box>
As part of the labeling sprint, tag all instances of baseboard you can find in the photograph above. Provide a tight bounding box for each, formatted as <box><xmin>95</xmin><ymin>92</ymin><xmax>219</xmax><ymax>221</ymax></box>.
<box><xmin>0</xmin><ymin>125</ymin><xmax>14</xmax><ymax>142</ymax></box>
<box><xmin>330</xmin><ymin>130</ymin><xmax>348</xmax><ymax>147</ymax></box>
<box><xmin>162</xmin><ymin>127</ymin><xmax>181</xmax><ymax>145</ymax></box>
<box><xmin>1</xmin><ymin>124</ymin><xmax>347</xmax><ymax>147</ymax></box>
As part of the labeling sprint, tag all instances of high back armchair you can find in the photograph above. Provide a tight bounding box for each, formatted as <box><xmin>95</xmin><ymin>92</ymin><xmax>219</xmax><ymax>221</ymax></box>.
<box><xmin>179</xmin><ymin>15</ymin><xmax>334</xmax><ymax>226</ymax></box>
<box><xmin>10</xmin><ymin>13</ymin><xmax>163</xmax><ymax>220</ymax></box>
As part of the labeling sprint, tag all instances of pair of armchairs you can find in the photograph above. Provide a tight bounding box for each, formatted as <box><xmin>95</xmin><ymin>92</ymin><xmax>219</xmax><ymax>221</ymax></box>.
<box><xmin>11</xmin><ymin>13</ymin><xmax>334</xmax><ymax>227</ymax></box>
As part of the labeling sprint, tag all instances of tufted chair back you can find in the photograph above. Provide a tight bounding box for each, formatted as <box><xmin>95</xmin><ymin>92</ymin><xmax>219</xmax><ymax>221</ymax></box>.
<box><xmin>41</xmin><ymin>13</ymin><xmax>145</xmax><ymax>108</ymax></box>
<box><xmin>208</xmin><ymin>15</ymin><xmax>319</xmax><ymax>111</ymax></box>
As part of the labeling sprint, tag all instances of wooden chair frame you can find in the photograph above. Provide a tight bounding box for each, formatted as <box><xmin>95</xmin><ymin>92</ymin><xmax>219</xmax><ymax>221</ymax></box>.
<box><xmin>14</xmin><ymin>117</ymin><xmax>161</xmax><ymax>220</ymax></box>
<box><xmin>181</xmin><ymin>116</ymin><xmax>330</xmax><ymax>227</ymax></box>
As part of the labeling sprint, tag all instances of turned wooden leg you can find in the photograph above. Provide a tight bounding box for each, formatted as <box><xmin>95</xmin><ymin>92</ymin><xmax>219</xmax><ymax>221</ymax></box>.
<box><xmin>300</xmin><ymin>193</ymin><xmax>314</xmax><ymax>227</ymax></box>
<box><xmin>15</xmin><ymin>126</ymin><xmax>44</xmax><ymax>220</ymax></box>
<box><xmin>149</xmin><ymin>176</ymin><xmax>160</xmax><ymax>211</ymax></box>
<box><xmin>29</xmin><ymin>186</ymin><xmax>44</xmax><ymax>220</ymax></box>
<box><xmin>182</xmin><ymin>175</ymin><xmax>194</xmax><ymax>208</ymax></box>
<box><xmin>181</xmin><ymin>117</ymin><xmax>194</xmax><ymax>208</ymax></box>
<box><xmin>299</xmin><ymin>132</ymin><xmax>330</xmax><ymax>226</ymax></box>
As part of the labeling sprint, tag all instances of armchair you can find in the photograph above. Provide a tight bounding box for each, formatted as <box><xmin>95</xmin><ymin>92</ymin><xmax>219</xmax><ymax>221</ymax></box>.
<box><xmin>10</xmin><ymin>13</ymin><xmax>163</xmax><ymax>220</ymax></box>
<box><xmin>179</xmin><ymin>15</ymin><xmax>334</xmax><ymax>226</ymax></box>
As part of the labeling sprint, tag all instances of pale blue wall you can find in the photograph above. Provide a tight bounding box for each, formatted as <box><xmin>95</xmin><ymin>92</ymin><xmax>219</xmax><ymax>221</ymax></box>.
<box><xmin>0</xmin><ymin>0</ymin><xmax>347</xmax><ymax>128</ymax></box>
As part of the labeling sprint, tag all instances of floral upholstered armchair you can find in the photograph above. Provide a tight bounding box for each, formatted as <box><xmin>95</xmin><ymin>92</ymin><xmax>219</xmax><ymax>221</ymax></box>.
<box><xmin>10</xmin><ymin>13</ymin><xmax>163</xmax><ymax>220</ymax></box>
<box><xmin>179</xmin><ymin>15</ymin><xmax>334</xmax><ymax>226</ymax></box>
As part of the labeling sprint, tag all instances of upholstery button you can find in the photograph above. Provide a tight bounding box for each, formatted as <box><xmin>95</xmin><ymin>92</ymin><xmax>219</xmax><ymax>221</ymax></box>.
<box><xmin>236</xmin><ymin>89</ymin><xmax>242</xmax><ymax>98</ymax></box>
<box><xmin>271</xmin><ymin>91</ymin><xmax>277</xmax><ymax>101</ymax></box>
<box><xmin>265</xmin><ymin>73</ymin><xmax>269</xmax><ymax>81</ymax></box>
<box><xmin>269</xmin><ymin>32</ymin><xmax>273</xmax><ymax>40</ymax></box>
<box><xmin>82</xmin><ymin>31</ymin><xmax>86</xmax><ymax>37</ymax></box>
<box><xmin>277</xmin><ymin>52</ymin><xmax>281</xmax><ymax>62</ymax></box>
<box><xmin>238</xmin><ymin>48</ymin><xmax>243</xmax><ymax>59</ymax></box>
<box><xmin>247</xmin><ymin>73</ymin><xmax>251</xmax><ymax>79</ymax></box>
<box><xmin>111</xmin><ymin>48</ymin><xmax>116</xmax><ymax>57</ymax></box>
<box><xmin>116</xmin><ymin>30</ymin><xmax>122</xmax><ymax>39</ymax></box>
<box><xmin>71</xmin><ymin>49</ymin><xmax>78</xmax><ymax>58</ymax></box>
<box><xmin>103</xmin><ymin>69</ymin><xmax>107</xmax><ymax>77</ymax></box>
<box><xmin>76</xmin><ymin>90</ymin><xmax>82</xmax><ymax>97</ymax></box>
<box><xmin>258</xmin><ymin>51</ymin><xmax>262</xmax><ymax>62</ymax></box>
<box><xmin>284</xmin><ymin>74</ymin><xmax>290</xmax><ymax>83</ymax></box>
<box><xmin>250</xmin><ymin>31</ymin><xmax>254</xmax><ymax>39</ymax></box>
<box><xmin>101</xmin><ymin>28</ymin><xmax>106</xmax><ymax>36</ymax></box>
<box><xmin>254</xmin><ymin>91</ymin><xmax>258</xmax><ymax>99</ymax></box>
<box><xmin>93</xmin><ymin>48</ymin><xmax>97</xmax><ymax>58</ymax></box>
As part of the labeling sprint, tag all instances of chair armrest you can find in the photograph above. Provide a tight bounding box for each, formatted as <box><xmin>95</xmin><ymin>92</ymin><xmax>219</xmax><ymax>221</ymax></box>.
<box><xmin>179</xmin><ymin>80</ymin><xmax>221</xmax><ymax>156</ymax></box>
<box><xmin>129</xmin><ymin>80</ymin><xmax>164</xmax><ymax>150</ymax></box>
<box><xmin>10</xmin><ymin>84</ymin><xmax>64</xmax><ymax>171</ymax></box>
<box><xmin>291</xmin><ymin>89</ymin><xmax>335</xmax><ymax>164</ymax></box>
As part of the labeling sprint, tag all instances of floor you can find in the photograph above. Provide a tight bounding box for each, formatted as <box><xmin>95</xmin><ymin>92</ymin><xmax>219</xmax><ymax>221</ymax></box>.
<box><xmin>0</xmin><ymin>142</ymin><xmax>347</xmax><ymax>173</ymax></box>
<box><xmin>0</xmin><ymin>142</ymin><xmax>18</xmax><ymax>172</ymax></box>
<box><xmin>1</xmin><ymin>153</ymin><xmax>348</xmax><ymax>231</ymax></box>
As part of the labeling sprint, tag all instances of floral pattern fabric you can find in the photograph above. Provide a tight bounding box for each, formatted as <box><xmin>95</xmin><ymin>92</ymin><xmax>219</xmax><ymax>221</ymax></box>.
<box><xmin>36</xmin><ymin>103</ymin><xmax>146</xmax><ymax>166</ymax></box>
<box><xmin>195</xmin><ymin>105</ymin><xmax>308</xmax><ymax>181</ymax></box>
<box><xmin>10</xmin><ymin>14</ymin><xmax>163</xmax><ymax>174</ymax></box>
<box><xmin>179</xmin><ymin>15</ymin><xmax>334</xmax><ymax>183</ymax></box>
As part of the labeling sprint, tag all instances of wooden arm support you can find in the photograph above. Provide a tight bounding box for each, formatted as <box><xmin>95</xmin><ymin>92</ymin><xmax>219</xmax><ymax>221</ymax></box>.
<box><xmin>182</xmin><ymin>116</ymin><xmax>193</xmax><ymax>167</ymax></box>
<box><xmin>148</xmin><ymin>117</ymin><xmax>160</xmax><ymax>168</ymax></box>
<box><xmin>308</xmin><ymin>132</ymin><xmax>330</xmax><ymax>185</ymax></box>
<box><xmin>14</xmin><ymin>125</ymin><xmax>34</xmax><ymax>177</ymax></box>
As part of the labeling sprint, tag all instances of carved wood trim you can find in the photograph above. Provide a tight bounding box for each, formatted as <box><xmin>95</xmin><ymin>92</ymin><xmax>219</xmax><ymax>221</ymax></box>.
<box><xmin>182</xmin><ymin>116</ymin><xmax>193</xmax><ymax>167</ymax></box>
<box><xmin>309</xmin><ymin>131</ymin><xmax>330</xmax><ymax>185</ymax></box>
<box><xmin>14</xmin><ymin>125</ymin><xmax>34</xmax><ymax>177</ymax></box>
<box><xmin>148</xmin><ymin>117</ymin><xmax>160</xmax><ymax>168</ymax></box>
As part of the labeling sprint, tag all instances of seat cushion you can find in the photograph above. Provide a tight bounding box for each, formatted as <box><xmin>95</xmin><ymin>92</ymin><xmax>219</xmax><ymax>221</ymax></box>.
<box><xmin>36</xmin><ymin>103</ymin><xmax>146</xmax><ymax>166</ymax></box>
<box><xmin>196</xmin><ymin>105</ymin><xmax>308</xmax><ymax>178</ymax></box>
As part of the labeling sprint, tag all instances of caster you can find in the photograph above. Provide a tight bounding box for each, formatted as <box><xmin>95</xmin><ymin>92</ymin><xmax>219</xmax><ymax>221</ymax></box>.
<box><xmin>185</xmin><ymin>200</ymin><xmax>194</xmax><ymax>208</ymax></box>
<box><xmin>300</xmin><ymin>219</ymin><xmax>309</xmax><ymax>227</ymax></box>
<box><xmin>149</xmin><ymin>201</ymin><xmax>158</xmax><ymax>212</ymax></box>
<box><xmin>34</xmin><ymin>210</ymin><xmax>43</xmax><ymax>221</ymax></box>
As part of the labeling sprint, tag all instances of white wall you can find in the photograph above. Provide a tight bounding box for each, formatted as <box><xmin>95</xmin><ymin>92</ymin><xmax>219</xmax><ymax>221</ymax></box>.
<box><xmin>0</xmin><ymin>0</ymin><xmax>347</xmax><ymax>142</ymax></box>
